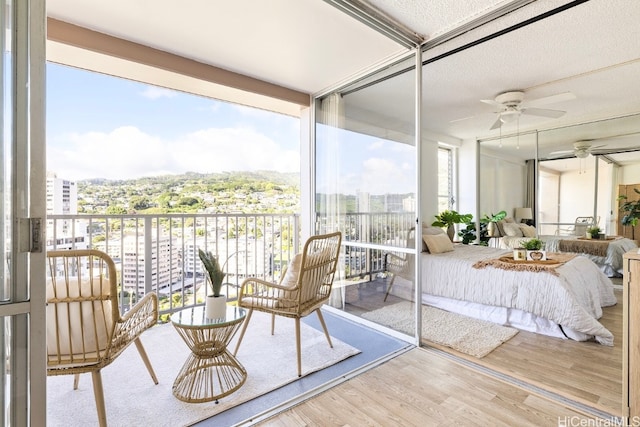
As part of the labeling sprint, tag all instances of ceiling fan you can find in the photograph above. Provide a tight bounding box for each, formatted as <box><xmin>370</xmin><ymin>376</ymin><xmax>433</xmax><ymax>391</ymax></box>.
<box><xmin>451</xmin><ymin>90</ymin><xmax>576</xmax><ymax>130</ymax></box>
<box><xmin>480</xmin><ymin>91</ymin><xmax>576</xmax><ymax>130</ymax></box>
<box><xmin>546</xmin><ymin>132</ymin><xmax>640</xmax><ymax>159</ymax></box>
<box><xmin>547</xmin><ymin>140</ymin><xmax>606</xmax><ymax>159</ymax></box>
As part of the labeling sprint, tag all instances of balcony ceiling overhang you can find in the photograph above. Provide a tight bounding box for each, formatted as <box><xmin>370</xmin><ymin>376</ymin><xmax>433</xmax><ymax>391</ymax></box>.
<box><xmin>46</xmin><ymin>0</ymin><xmax>640</xmax><ymax>165</ymax></box>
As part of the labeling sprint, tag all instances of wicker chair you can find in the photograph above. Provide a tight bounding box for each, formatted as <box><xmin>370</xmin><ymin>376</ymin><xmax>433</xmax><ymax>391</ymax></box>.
<box><xmin>46</xmin><ymin>249</ymin><xmax>159</xmax><ymax>427</ymax></box>
<box><xmin>383</xmin><ymin>227</ymin><xmax>415</xmax><ymax>302</ymax></box>
<box><xmin>557</xmin><ymin>216</ymin><xmax>595</xmax><ymax>236</ymax></box>
<box><xmin>233</xmin><ymin>231</ymin><xmax>342</xmax><ymax>377</ymax></box>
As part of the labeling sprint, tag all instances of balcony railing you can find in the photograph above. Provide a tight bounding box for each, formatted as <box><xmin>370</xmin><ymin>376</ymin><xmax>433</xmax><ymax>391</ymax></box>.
<box><xmin>47</xmin><ymin>213</ymin><xmax>301</xmax><ymax>320</ymax></box>
<box><xmin>47</xmin><ymin>211</ymin><xmax>415</xmax><ymax>319</ymax></box>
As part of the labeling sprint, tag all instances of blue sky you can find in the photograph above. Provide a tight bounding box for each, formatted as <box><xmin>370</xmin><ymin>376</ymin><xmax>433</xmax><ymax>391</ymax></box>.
<box><xmin>46</xmin><ymin>63</ymin><xmax>416</xmax><ymax>195</ymax></box>
<box><xmin>46</xmin><ymin>63</ymin><xmax>301</xmax><ymax>181</ymax></box>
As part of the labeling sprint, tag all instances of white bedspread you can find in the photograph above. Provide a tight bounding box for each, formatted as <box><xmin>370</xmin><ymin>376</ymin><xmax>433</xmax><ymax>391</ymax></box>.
<box><xmin>421</xmin><ymin>245</ymin><xmax>617</xmax><ymax>345</ymax></box>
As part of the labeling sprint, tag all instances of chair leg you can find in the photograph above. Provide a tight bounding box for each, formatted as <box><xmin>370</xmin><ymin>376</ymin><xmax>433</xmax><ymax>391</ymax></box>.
<box><xmin>315</xmin><ymin>309</ymin><xmax>333</xmax><ymax>348</ymax></box>
<box><xmin>91</xmin><ymin>370</ymin><xmax>107</xmax><ymax>427</ymax></box>
<box><xmin>383</xmin><ymin>274</ymin><xmax>397</xmax><ymax>302</ymax></box>
<box><xmin>271</xmin><ymin>313</ymin><xmax>275</xmax><ymax>335</ymax></box>
<box><xmin>134</xmin><ymin>338</ymin><xmax>158</xmax><ymax>384</ymax></box>
<box><xmin>234</xmin><ymin>308</ymin><xmax>253</xmax><ymax>356</ymax></box>
<box><xmin>73</xmin><ymin>374</ymin><xmax>80</xmax><ymax>390</ymax></box>
<box><xmin>295</xmin><ymin>317</ymin><xmax>302</xmax><ymax>377</ymax></box>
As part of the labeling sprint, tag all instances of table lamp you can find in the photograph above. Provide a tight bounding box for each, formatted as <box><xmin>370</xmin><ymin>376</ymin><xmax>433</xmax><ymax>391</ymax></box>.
<box><xmin>515</xmin><ymin>207</ymin><xmax>533</xmax><ymax>224</ymax></box>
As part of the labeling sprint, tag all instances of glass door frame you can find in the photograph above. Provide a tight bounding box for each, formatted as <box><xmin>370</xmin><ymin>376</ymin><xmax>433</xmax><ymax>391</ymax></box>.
<box><xmin>0</xmin><ymin>0</ymin><xmax>47</xmax><ymax>425</ymax></box>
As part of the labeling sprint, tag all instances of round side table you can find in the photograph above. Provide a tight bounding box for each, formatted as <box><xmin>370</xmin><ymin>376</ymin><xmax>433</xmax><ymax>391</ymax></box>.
<box><xmin>170</xmin><ymin>305</ymin><xmax>247</xmax><ymax>403</ymax></box>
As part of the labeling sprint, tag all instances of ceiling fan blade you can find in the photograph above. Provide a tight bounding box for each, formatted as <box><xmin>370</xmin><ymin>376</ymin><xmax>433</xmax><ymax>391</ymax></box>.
<box><xmin>592</xmin><ymin>146</ymin><xmax>640</xmax><ymax>155</ymax></box>
<box><xmin>489</xmin><ymin>117</ymin><xmax>503</xmax><ymax>130</ymax></box>
<box><xmin>480</xmin><ymin>99</ymin><xmax>503</xmax><ymax>108</ymax></box>
<box><xmin>548</xmin><ymin>149</ymin><xmax>574</xmax><ymax>156</ymax></box>
<box><xmin>522</xmin><ymin>91</ymin><xmax>576</xmax><ymax>107</ymax></box>
<box><xmin>522</xmin><ymin>107</ymin><xmax>566</xmax><ymax>118</ymax></box>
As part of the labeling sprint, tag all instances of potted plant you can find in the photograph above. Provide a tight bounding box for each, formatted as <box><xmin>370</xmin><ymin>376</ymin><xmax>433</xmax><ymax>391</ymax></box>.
<box><xmin>198</xmin><ymin>248</ymin><xmax>227</xmax><ymax>319</ymax></box>
<box><xmin>587</xmin><ymin>225</ymin><xmax>601</xmax><ymax>239</ymax></box>
<box><xmin>619</xmin><ymin>189</ymin><xmax>640</xmax><ymax>240</ymax></box>
<box><xmin>432</xmin><ymin>210</ymin><xmax>473</xmax><ymax>242</ymax></box>
<box><xmin>523</xmin><ymin>238</ymin><xmax>546</xmax><ymax>261</ymax></box>
<box><xmin>482</xmin><ymin>210</ymin><xmax>507</xmax><ymax>237</ymax></box>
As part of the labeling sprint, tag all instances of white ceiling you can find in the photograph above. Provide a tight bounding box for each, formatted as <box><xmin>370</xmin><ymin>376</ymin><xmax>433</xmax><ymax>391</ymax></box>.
<box><xmin>46</xmin><ymin>0</ymin><xmax>640</xmax><ymax>166</ymax></box>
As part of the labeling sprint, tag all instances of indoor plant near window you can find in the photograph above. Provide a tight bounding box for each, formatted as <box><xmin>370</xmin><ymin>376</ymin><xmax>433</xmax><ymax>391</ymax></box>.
<box><xmin>482</xmin><ymin>210</ymin><xmax>507</xmax><ymax>237</ymax></box>
<box><xmin>432</xmin><ymin>210</ymin><xmax>473</xmax><ymax>242</ymax></box>
<box><xmin>619</xmin><ymin>189</ymin><xmax>640</xmax><ymax>240</ymax></box>
<box><xmin>523</xmin><ymin>238</ymin><xmax>546</xmax><ymax>261</ymax></box>
<box><xmin>198</xmin><ymin>248</ymin><xmax>227</xmax><ymax>320</ymax></box>
<box><xmin>587</xmin><ymin>225</ymin><xmax>602</xmax><ymax>240</ymax></box>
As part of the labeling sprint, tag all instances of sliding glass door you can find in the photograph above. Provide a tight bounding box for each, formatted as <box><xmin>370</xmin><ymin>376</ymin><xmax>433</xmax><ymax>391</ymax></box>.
<box><xmin>0</xmin><ymin>0</ymin><xmax>46</xmax><ymax>425</ymax></box>
<box><xmin>314</xmin><ymin>54</ymin><xmax>418</xmax><ymax>338</ymax></box>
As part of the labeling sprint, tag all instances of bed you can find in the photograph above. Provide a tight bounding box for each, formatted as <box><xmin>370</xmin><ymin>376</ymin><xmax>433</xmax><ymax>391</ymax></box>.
<box><xmin>489</xmin><ymin>235</ymin><xmax>637</xmax><ymax>277</ymax></box>
<box><xmin>418</xmin><ymin>244</ymin><xmax>617</xmax><ymax>345</ymax></box>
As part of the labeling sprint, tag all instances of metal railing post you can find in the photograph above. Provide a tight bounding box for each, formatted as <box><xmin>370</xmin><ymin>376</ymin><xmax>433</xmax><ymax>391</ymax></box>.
<box><xmin>144</xmin><ymin>216</ymin><xmax>153</xmax><ymax>295</ymax></box>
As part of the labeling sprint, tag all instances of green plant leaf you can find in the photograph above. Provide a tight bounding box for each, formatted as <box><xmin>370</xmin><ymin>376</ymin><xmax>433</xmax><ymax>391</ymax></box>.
<box><xmin>198</xmin><ymin>248</ymin><xmax>226</xmax><ymax>297</ymax></box>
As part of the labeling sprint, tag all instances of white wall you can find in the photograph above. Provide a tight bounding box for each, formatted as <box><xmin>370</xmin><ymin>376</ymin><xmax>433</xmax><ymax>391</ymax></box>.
<box><xmin>620</xmin><ymin>163</ymin><xmax>640</xmax><ymax>184</ymax></box>
<box><xmin>558</xmin><ymin>168</ymin><xmax>595</xmax><ymax>223</ymax></box>
<box><xmin>538</xmin><ymin>168</ymin><xmax>559</xmax><ymax>235</ymax></box>
<box><xmin>478</xmin><ymin>151</ymin><xmax>525</xmax><ymax>221</ymax></box>
<box><xmin>421</xmin><ymin>138</ymin><xmax>440</xmax><ymax>227</ymax></box>
<box><xmin>596</xmin><ymin>159</ymin><xmax>614</xmax><ymax>234</ymax></box>
<box><xmin>458</xmin><ymin>139</ymin><xmax>477</xmax><ymax>220</ymax></box>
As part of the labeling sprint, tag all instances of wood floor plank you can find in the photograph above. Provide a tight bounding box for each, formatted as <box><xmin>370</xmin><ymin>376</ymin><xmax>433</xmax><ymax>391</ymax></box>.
<box><xmin>259</xmin><ymin>349</ymin><xmax>598</xmax><ymax>426</ymax></box>
<box><xmin>341</xmin><ymin>280</ymin><xmax>623</xmax><ymax>416</ymax></box>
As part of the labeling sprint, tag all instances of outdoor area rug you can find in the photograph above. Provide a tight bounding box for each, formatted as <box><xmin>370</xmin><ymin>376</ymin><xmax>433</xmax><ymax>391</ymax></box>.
<box><xmin>362</xmin><ymin>301</ymin><xmax>518</xmax><ymax>358</ymax></box>
<box><xmin>47</xmin><ymin>310</ymin><xmax>360</xmax><ymax>427</ymax></box>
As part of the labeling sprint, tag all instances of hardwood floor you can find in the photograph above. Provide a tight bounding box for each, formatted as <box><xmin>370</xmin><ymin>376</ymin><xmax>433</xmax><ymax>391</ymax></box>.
<box><xmin>259</xmin><ymin>348</ymin><xmax>599</xmax><ymax>426</ymax></box>
<box><xmin>337</xmin><ymin>278</ymin><xmax>623</xmax><ymax>416</ymax></box>
<box><xmin>462</xmin><ymin>288</ymin><xmax>622</xmax><ymax>415</ymax></box>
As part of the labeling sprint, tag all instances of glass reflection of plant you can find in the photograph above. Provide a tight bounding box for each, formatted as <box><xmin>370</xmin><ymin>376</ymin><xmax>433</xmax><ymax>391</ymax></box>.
<box><xmin>619</xmin><ymin>189</ymin><xmax>640</xmax><ymax>240</ymax></box>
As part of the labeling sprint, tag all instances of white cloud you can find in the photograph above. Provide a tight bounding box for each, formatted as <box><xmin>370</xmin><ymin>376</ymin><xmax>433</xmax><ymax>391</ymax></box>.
<box><xmin>47</xmin><ymin>126</ymin><xmax>300</xmax><ymax>181</ymax></box>
<box><xmin>140</xmin><ymin>86</ymin><xmax>178</xmax><ymax>100</ymax></box>
<box><xmin>360</xmin><ymin>157</ymin><xmax>411</xmax><ymax>194</ymax></box>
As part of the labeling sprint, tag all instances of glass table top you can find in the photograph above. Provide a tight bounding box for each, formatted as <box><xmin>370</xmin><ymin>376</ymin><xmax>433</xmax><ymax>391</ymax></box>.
<box><xmin>170</xmin><ymin>305</ymin><xmax>246</xmax><ymax>328</ymax></box>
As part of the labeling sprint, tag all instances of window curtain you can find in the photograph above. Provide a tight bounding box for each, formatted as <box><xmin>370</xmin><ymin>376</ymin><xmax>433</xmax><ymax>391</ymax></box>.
<box><xmin>525</xmin><ymin>159</ymin><xmax>536</xmax><ymax>223</ymax></box>
<box><xmin>316</xmin><ymin>93</ymin><xmax>345</xmax><ymax>233</ymax></box>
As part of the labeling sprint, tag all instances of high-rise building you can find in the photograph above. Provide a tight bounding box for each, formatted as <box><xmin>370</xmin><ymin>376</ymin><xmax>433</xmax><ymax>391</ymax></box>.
<box><xmin>122</xmin><ymin>234</ymin><xmax>180</xmax><ymax>295</ymax></box>
<box><xmin>46</xmin><ymin>171</ymin><xmax>87</xmax><ymax>250</ymax></box>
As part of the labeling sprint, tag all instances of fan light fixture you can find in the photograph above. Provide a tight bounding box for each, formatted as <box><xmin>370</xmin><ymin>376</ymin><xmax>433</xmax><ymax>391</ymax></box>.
<box><xmin>575</xmin><ymin>150</ymin><xmax>589</xmax><ymax>159</ymax></box>
<box><xmin>499</xmin><ymin>110</ymin><xmax>520</xmax><ymax>124</ymax></box>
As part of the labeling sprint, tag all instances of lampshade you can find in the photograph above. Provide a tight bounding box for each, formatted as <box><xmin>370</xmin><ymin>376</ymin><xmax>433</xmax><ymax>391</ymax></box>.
<box><xmin>515</xmin><ymin>207</ymin><xmax>533</xmax><ymax>220</ymax></box>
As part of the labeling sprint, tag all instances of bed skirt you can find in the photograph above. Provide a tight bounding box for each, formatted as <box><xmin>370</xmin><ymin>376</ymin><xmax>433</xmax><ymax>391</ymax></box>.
<box><xmin>422</xmin><ymin>294</ymin><xmax>592</xmax><ymax>342</ymax></box>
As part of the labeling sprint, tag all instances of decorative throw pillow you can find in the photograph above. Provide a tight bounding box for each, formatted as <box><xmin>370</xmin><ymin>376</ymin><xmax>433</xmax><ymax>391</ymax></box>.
<box><xmin>280</xmin><ymin>253</ymin><xmax>302</xmax><ymax>288</ymax></box>
<box><xmin>495</xmin><ymin>220</ymin><xmax>506</xmax><ymax>237</ymax></box>
<box><xmin>519</xmin><ymin>223</ymin><xmax>537</xmax><ymax>237</ymax></box>
<box><xmin>423</xmin><ymin>233</ymin><xmax>455</xmax><ymax>254</ymax></box>
<box><xmin>503</xmin><ymin>222</ymin><xmax>524</xmax><ymax>237</ymax></box>
<box><xmin>46</xmin><ymin>276</ymin><xmax>113</xmax><ymax>357</ymax></box>
<box><xmin>421</xmin><ymin>226</ymin><xmax>444</xmax><ymax>251</ymax></box>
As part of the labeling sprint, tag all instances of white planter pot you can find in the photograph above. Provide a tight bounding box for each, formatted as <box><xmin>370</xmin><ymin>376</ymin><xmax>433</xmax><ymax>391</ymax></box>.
<box><xmin>513</xmin><ymin>248</ymin><xmax>526</xmax><ymax>261</ymax></box>
<box><xmin>205</xmin><ymin>295</ymin><xmax>227</xmax><ymax>320</ymax></box>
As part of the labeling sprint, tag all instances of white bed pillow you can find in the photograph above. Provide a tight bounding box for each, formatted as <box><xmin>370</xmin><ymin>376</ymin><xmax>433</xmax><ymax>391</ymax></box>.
<box><xmin>519</xmin><ymin>223</ymin><xmax>537</xmax><ymax>237</ymax></box>
<box><xmin>503</xmin><ymin>222</ymin><xmax>524</xmax><ymax>237</ymax></box>
<box><xmin>423</xmin><ymin>233</ymin><xmax>454</xmax><ymax>254</ymax></box>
